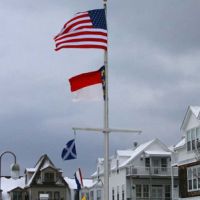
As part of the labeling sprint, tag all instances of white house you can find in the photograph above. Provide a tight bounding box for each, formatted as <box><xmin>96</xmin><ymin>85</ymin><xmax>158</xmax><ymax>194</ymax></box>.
<box><xmin>87</xmin><ymin>138</ymin><xmax>178</xmax><ymax>200</ymax></box>
<box><xmin>174</xmin><ymin>106</ymin><xmax>200</xmax><ymax>199</ymax></box>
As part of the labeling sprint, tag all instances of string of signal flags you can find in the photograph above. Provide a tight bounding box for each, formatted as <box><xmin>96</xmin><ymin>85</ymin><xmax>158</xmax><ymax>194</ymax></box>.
<box><xmin>53</xmin><ymin>8</ymin><xmax>108</xmax><ymax>161</ymax></box>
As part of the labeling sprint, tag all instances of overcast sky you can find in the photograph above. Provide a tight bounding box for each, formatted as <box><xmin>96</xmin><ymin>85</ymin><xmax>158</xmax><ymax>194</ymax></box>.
<box><xmin>0</xmin><ymin>0</ymin><xmax>200</xmax><ymax>178</ymax></box>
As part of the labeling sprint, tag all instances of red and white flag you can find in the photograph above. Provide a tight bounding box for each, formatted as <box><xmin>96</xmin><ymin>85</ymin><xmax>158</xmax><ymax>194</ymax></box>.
<box><xmin>69</xmin><ymin>66</ymin><xmax>105</xmax><ymax>101</ymax></box>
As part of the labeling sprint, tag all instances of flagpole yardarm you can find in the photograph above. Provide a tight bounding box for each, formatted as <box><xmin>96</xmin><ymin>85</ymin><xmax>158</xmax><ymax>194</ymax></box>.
<box><xmin>72</xmin><ymin>127</ymin><xmax>142</xmax><ymax>134</ymax></box>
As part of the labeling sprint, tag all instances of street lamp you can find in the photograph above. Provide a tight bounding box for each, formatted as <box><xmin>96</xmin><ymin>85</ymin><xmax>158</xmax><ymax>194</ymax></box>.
<box><xmin>0</xmin><ymin>151</ymin><xmax>20</xmax><ymax>200</ymax></box>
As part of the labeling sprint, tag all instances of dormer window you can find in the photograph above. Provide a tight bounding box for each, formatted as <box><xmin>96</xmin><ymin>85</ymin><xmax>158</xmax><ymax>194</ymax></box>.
<box><xmin>44</xmin><ymin>172</ymin><xmax>55</xmax><ymax>183</ymax></box>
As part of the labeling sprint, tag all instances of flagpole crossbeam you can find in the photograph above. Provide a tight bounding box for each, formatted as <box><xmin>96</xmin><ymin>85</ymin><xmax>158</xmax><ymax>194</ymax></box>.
<box><xmin>72</xmin><ymin>127</ymin><xmax>103</xmax><ymax>133</ymax></box>
<box><xmin>72</xmin><ymin>127</ymin><xmax>142</xmax><ymax>134</ymax></box>
<box><xmin>108</xmin><ymin>128</ymin><xmax>142</xmax><ymax>134</ymax></box>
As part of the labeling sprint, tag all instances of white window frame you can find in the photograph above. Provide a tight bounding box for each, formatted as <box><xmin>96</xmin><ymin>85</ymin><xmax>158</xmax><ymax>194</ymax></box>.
<box><xmin>186</xmin><ymin>127</ymin><xmax>200</xmax><ymax>152</ymax></box>
<box><xmin>187</xmin><ymin>165</ymin><xmax>200</xmax><ymax>192</ymax></box>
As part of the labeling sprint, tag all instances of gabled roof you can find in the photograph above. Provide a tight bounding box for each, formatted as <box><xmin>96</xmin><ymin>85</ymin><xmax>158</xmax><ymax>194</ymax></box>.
<box><xmin>92</xmin><ymin>138</ymin><xmax>172</xmax><ymax>177</ymax></box>
<box><xmin>119</xmin><ymin>139</ymin><xmax>155</xmax><ymax>168</ymax></box>
<box><xmin>181</xmin><ymin>106</ymin><xmax>200</xmax><ymax>131</ymax></box>
<box><xmin>190</xmin><ymin>106</ymin><xmax>200</xmax><ymax>118</ymax></box>
<box><xmin>26</xmin><ymin>154</ymin><xmax>68</xmax><ymax>187</ymax></box>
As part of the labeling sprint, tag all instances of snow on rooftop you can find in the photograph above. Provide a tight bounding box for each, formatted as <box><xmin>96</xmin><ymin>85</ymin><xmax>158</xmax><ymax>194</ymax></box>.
<box><xmin>144</xmin><ymin>150</ymin><xmax>171</xmax><ymax>156</ymax></box>
<box><xmin>26</xmin><ymin>156</ymin><xmax>44</xmax><ymax>186</ymax></box>
<box><xmin>64</xmin><ymin>177</ymin><xmax>77</xmax><ymax>189</ymax></box>
<box><xmin>25</xmin><ymin>168</ymin><xmax>35</xmax><ymax>172</ymax></box>
<box><xmin>120</xmin><ymin>139</ymin><xmax>155</xmax><ymax>168</ymax></box>
<box><xmin>82</xmin><ymin>179</ymin><xmax>93</xmax><ymax>188</ymax></box>
<box><xmin>1</xmin><ymin>177</ymin><xmax>25</xmax><ymax>200</ymax></box>
<box><xmin>40</xmin><ymin>162</ymin><xmax>55</xmax><ymax>171</ymax></box>
<box><xmin>64</xmin><ymin>177</ymin><xmax>93</xmax><ymax>190</ymax></box>
<box><xmin>117</xmin><ymin>150</ymin><xmax>134</xmax><ymax>157</ymax></box>
<box><xmin>174</xmin><ymin>137</ymin><xmax>186</xmax><ymax>149</ymax></box>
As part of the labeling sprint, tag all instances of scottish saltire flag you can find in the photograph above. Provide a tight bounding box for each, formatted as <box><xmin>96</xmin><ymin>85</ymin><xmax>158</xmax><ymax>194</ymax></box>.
<box><xmin>74</xmin><ymin>168</ymin><xmax>83</xmax><ymax>190</ymax></box>
<box><xmin>69</xmin><ymin>66</ymin><xmax>105</xmax><ymax>101</ymax></box>
<box><xmin>54</xmin><ymin>9</ymin><xmax>107</xmax><ymax>51</ymax></box>
<box><xmin>61</xmin><ymin>139</ymin><xmax>77</xmax><ymax>160</ymax></box>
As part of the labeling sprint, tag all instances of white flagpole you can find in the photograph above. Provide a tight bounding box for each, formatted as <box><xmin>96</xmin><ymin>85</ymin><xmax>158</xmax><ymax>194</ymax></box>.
<box><xmin>103</xmin><ymin>0</ymin><xmax>109</xmax><ymax>200</ymax></box>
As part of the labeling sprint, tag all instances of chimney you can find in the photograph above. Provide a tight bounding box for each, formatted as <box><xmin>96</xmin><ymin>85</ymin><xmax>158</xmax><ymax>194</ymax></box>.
<box><xmin>133</xmin><ymin>142</ymin><xmax>138</xmax><ymax>149</ymax></box>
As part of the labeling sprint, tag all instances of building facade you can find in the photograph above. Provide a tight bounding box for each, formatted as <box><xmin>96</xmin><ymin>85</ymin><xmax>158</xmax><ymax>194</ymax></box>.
<box><xmin>2</xmin><ymin>154</ymin><xmax>70</xmax><ymax>200</ymax></box>
<box><xmin>174</xmin><ymin>106</ymin><xmax>200</xmax><ymax>199</ymax></box>
<box><xmin>87</xmin><ymin>138</ymin><xmax>178</xmax><ymax>200</ymax></box>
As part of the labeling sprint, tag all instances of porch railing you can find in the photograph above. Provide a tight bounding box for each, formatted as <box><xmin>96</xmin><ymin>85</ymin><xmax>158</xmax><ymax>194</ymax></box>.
<box><xmin>126</xmin><ymin>166</ymin><xmax>178</xmax><ymax>176</ymax></box>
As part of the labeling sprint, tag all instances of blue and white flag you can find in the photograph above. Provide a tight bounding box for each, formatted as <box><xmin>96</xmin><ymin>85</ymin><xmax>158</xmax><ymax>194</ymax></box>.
<box><xmin>61</xmin><ymin>139</ymin><xmax>77</xmax><ymax>160</ymax></box>
<box><xmin>74</xmin><ymin>168</ymin><xmax>83</xmax><ymax>190</ymax></box>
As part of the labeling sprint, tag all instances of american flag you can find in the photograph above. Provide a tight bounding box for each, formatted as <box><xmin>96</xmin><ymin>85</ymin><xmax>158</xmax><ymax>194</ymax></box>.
<box><xmin>54</xmin><ymin>9</ymin><xmax>107</xmax><ymax>51</ymax></box>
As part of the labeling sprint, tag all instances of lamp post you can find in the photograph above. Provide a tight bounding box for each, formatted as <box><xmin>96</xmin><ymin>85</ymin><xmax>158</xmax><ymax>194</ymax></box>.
<box><xmin>0</xmin><ymin>151</ymin><xmax>20</xmax><ymax>200</ymax></box>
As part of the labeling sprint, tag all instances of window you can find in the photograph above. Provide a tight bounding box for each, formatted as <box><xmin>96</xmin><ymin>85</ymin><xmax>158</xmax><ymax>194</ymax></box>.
<box><xmin>136</xmin><ymin>185</ymin><xmax>142</xmax><ymax>198</ymax></box>
<box><xmin>165</xmin><ymin>185</ymin><xmax>170</xmax><ymax>200</ymax></box>
<box><xmin>187</xmin><ymin>165</ymin><xmax>200</xmax><ymax>191</ymax></box>
<box><xmin>161</xmin><ymin>158</ymin><xmax>167</xmax><ymax>171</ymax></box>
<box><xmin>192</xmin><ymin>129</ymin><xmax>196</xmax><ymax>150</ymax></box>
<box><xmin>143</xmin><ymin>185</ymin><xmax>149</xmax><ymax>198</ymax></box>
<box><xmin>193</xmin><ymin>168</ymin><xmax>197</xmax><ymax>189</ymax></box>
<box><xmin>187</xmin><ymin>130</ymin><xmax>191</xmax><ymax>151</ymax></box>
<box><xmin>90</xmin><ymin>191</ymin><xmax>94</xmax><ymax>200</ymax></box>
<box><xmin>186</xmin><ymin>127</ymin><xmax>200</xmax><ymax>152</ymax></box>
<box><xmin>198</xmin><ymin>167</ymin><xmax>200</xmax><ymax>189</ymax></box>
<box><xmin>188</xmin><ymin>168</ymin><xmax>192</xmax><ymax>190</ymax></box>
<box><xmin>97</xmin><ymin>190</ymin><xmax>101</xmax><ymax>200</ymax></box>
<box><xmin>161</xmin><ymin>158</ymin><xmax>167</xmax><ymax>167</ymax></box>
<box><xmin>145</xmin><ymin>158</ymin><xmax>150</xmax><ymax>168</ymax></box>
<box><xmin>112</xmin><ymin>188</ymin><xmax>115</xmax><ymax>200</ymax></box>
<box><xmin>197</xmin><ymin>128</ymin><xmax>200</xmax><ymax>148</ymax></box>
<box><xmin>44</xmin><ymin>172</ymin><xmax>54</xmax><ymax>182</ymax></box>
<box><xmin>116</xmin><ymin>160</ymin><xmax>119</xmax><ymax>174</ymax></box>
<box><xmin>13</xmin><ymin>191</ymin><xmax>22</xmax><ymax>200</ymax></box>
<box><xmin>117</xmin><ymin>186</ymin><xmax>119</xmax><ymax>200</ymax></box>
<box><xmin>122</xmin><ymin>185</ymin><xmax>125</xmax><ymax>200</ymax></box>
<box><xmin>54</xmin><ymin>192</ymin><xmax>60</xmax><ymax>200</ymax></box>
